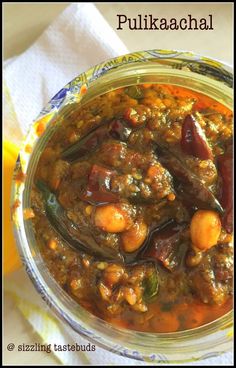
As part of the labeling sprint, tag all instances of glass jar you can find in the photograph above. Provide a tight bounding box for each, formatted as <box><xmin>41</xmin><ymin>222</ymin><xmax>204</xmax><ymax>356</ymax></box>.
<box><xmin>12</xmin><ymin>50</ymin><xmax>233</xmax><ymax>364</ymax></box>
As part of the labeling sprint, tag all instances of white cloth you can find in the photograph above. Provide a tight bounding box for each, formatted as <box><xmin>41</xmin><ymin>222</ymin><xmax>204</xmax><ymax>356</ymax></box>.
<box><xmin>4</xmin><ymin>2</ymin><xmax>233</xmax><ymax>366</ymax></box>
<box><xmin>4</xmin><ymin>2</ymin><xmax>128</xmax><ymax>137</ymax></box>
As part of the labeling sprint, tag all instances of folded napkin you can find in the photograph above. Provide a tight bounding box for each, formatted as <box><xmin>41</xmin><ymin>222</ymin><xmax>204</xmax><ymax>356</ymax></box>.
<box><xmin>4</xmin><ymin>2</ymin><xmax>233</xmax><ymax>366</ymax></box>
<box><xmin>4</xmin><ymin>2</ymin><xmax>128</xmax><ymax>140</ymax></box>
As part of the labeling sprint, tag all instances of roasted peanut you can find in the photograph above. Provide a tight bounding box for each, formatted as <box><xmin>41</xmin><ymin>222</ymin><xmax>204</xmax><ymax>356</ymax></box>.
<box><xmin>121</xmin><ymin>219</ymin><xmax>148</xmax><ymax>253</ymax></box>
<box><xmin>103</xmin><ymin>264</ymin><xmax>124</xmax><ymax>287</ymax></box>
<box><xmin>94</xmin><ymin>204</ymin><xmax>130</xmax><ymax>233</ymax></box>
<box><xmin>99</xmin><ymin>282</ymin><xmax>112</xmax><ymax>301</ymax></box>
<box><xmin>123</xmin><ymin>287</ymin><xmax>137</xmax><ymax>305</ymax></box>
<box><xmin>190</xmin><ymin>210</ymin><xmax>221</xmax><ymax>251</ymax></box>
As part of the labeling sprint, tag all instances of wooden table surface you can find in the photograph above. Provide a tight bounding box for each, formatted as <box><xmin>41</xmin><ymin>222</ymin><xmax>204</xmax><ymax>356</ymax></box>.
<box><xmin>3</xmin><ymin>2</ymin><xmax>233</xmax><ymax>366</ymax></box>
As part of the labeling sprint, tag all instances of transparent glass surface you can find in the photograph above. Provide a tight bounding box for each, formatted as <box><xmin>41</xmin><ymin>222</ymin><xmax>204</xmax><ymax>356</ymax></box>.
<box><xmin>12</xmin><ymin>50</ymin><xmax>233</xmax><ymax>364</ymax></box>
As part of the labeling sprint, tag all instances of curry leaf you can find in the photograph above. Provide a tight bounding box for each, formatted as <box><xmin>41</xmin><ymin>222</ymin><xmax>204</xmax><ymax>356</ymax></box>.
<box><xmin>36</xmin><ymin>180</ymin><xmax>123</xmax><ymax>261</ymax></box>
<box><xmin>143</xmin><ymin>267</ymin><xmax>159</xmax><ymax>302</ymax></box>
<box><xmin>125</xmin><ymin>86</ymin><xmax>144</xmax><ymax>100</ymax></box>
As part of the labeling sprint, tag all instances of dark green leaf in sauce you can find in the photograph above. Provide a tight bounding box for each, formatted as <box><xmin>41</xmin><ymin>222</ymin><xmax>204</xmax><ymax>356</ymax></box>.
<box><xmin>143</xmin><ymin>267</ymin><xmax>159</xmax><ymax>303</ymax></box>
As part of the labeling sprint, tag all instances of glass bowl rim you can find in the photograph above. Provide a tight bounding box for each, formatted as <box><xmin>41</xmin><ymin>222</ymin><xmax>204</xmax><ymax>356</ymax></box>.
<box><xmin>11</xmin><ymin>49</ymin><xmax>233</xmax><ymax>364</ymax></box>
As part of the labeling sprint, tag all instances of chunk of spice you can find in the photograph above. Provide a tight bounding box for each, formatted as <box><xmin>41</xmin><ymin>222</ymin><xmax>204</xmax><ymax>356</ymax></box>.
<box><xmin>181</xmin><ymin>114</ymin><xmax>213</xmax><ymax>160</ymax></box>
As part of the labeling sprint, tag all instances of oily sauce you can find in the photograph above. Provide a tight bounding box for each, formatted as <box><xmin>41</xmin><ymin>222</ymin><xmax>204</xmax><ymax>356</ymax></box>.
<box><xmin>31</xmin><ymin>84</ymin><xmax>233</xmax><ymax>332</ymax></box>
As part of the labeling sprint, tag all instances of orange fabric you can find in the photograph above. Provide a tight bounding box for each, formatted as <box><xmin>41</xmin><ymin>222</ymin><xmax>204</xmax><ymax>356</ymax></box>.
<box><xmin>3</xmin><ymin>141</ymin><xmax>22</xmax><ymax>274</ymax></box>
